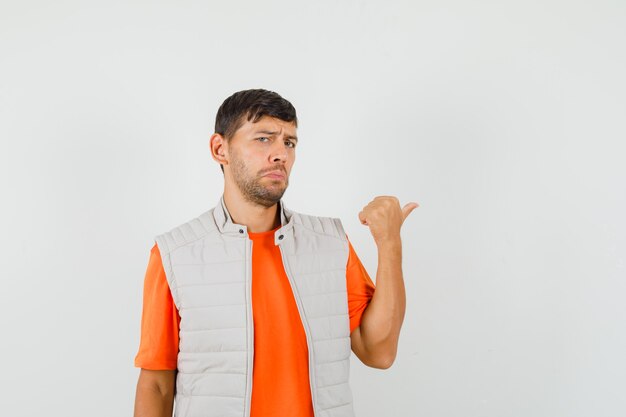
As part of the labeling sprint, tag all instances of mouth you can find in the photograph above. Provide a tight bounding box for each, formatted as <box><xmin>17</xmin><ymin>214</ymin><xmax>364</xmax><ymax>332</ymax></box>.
<box><xmin>263</xmin><ymin>170</ymin><xmax>286</xmax><ymax>180</ymax></box>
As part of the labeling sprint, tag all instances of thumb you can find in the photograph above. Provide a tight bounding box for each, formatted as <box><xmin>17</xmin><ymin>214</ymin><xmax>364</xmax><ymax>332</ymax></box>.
<box><xmin>401</xmin><ymin>202</ymin><xmax>419</xmax><ymax>221</ymax></box>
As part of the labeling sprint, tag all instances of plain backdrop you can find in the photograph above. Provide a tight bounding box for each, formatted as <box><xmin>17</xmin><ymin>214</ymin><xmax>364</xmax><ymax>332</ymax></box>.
<box><xmin>1</xmin><ymin>1</ymin><xmax>625</xmax><ymax>416</ymax></box>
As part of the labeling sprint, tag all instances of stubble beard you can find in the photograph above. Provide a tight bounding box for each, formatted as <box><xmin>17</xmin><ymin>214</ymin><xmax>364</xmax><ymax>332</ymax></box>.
<box><xmin>230</xmin><ymin>150</ymin><xmax>289</xmax><ymax>208</ymax></box>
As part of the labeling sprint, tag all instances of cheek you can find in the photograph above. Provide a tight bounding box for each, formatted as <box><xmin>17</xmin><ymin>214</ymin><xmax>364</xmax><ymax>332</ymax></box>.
<box><xmin>235</xmin><ymin>148</ymin><xmax>261</xmax><ymax>165</ymax></box>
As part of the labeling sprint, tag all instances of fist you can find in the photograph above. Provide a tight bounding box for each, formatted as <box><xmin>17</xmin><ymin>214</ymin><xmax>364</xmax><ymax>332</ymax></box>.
<box><xmin>358</xmin><ymin>196</ymin><xmax>419</xmax><ymax>245</ymax></box>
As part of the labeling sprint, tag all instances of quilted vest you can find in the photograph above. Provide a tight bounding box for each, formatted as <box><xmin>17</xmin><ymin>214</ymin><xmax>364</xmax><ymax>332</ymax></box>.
<box><xmin>154</xmin><ymin>196</ymin><xmax>356</xmax><ymax>417</ymax></box>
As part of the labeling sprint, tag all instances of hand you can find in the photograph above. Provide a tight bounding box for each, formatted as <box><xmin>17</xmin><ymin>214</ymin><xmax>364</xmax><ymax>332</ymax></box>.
<box><xmin>358</xmin><ymin>196</ymin><xmax>418</xmax><ymax>245</ymax></box>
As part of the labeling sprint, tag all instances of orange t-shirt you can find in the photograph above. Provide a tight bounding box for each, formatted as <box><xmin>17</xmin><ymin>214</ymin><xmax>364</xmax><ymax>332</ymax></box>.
<box><xmin>135</xmin><ymin>227</ymin><xmax>375</xmax><ymax>417</ymax></box>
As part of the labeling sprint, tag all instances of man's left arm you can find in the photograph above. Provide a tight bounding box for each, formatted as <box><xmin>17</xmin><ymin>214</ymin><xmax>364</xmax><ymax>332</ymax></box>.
<box><xmin>350</xmin><ymin>196</ymin><xmax>418</xmax><ymax>369</ymax></box>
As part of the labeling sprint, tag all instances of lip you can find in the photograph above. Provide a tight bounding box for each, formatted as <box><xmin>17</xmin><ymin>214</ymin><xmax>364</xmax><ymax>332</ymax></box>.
<box><xmin>263</xmin><ymin>171</ymin><xmax>286</xmax><ymax>179</ymax></box>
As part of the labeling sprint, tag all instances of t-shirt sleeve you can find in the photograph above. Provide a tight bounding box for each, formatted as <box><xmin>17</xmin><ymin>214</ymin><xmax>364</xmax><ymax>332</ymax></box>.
<box><xmin>346</xmin><ymin>235</ymin><xmax>376</xmax><ymax>334</ymax></box>
<box><xmin>134</xmin><ymin>243</ymin><xmax>180</xmax><ymax>370</ymax></box>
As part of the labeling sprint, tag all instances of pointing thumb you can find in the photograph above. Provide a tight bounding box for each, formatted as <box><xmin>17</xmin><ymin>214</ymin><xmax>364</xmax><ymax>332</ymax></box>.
<box><xmin>401</xmin><ymin>202</ymin><xmax>419</xmax><ymax>221</ymax></box>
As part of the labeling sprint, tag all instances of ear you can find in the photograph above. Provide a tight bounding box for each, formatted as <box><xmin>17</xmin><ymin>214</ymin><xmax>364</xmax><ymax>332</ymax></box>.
<box><xmin>210</xmin><ymin>133</ymin><xmax>229</xmax><ymax>167</ymax></box>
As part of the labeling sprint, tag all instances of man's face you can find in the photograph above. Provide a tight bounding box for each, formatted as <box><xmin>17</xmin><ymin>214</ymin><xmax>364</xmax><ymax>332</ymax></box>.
<box><xmin>225</xmin><ymin>115</ymin><xmax>297</xmax><ymax>208</ymax></box>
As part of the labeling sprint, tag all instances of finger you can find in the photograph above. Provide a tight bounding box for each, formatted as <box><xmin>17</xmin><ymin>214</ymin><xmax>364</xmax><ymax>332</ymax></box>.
<box><xmin>401</xmin><ymin>202</ymin><xmax>419</xmax><ymax>221</ymax></box>
<box><xmin>374</xmin><ymin>195</ymin><xmax>397</xmax><ymax>202</ymax></box>
<box><xmin>358</xmin><ymin>210</ymin><xmax>368</xmax><ymax>225</ymax></box>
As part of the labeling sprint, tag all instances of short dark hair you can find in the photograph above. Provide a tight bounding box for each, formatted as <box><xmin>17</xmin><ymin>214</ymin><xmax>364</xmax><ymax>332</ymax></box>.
<box><xmin>214</xmin><ymin>89</ymin><xmax>298</xmax><ymax>173</ymax></box>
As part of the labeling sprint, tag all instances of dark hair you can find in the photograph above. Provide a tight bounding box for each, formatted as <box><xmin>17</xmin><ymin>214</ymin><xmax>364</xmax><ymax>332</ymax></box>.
<box><xmin>215</xmin><ymin>89</ymin><xmax>298</xmax><ymax>173</ymax></box>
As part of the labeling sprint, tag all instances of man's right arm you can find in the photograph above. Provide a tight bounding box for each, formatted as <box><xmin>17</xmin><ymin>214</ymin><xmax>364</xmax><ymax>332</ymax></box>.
<box><xmin>134</xmin><ymin>369</ymin><xmax>176</xmax><ymax>417</ymax></box>
<box><xmin>134</xmin><ymin>244</ymin><xmax>180</xmax><ymax>417</ymax></box>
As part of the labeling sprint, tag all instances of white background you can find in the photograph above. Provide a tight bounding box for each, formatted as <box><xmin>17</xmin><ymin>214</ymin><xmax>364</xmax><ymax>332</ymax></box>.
<box><xmin>1</xmin><ymin>1</ymin><xmax>625</xmax><ymax>416</ymax></box>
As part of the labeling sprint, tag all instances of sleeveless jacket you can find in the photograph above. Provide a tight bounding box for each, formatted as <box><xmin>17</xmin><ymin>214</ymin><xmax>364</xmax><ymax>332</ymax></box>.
<box><xmin>154</xmin><ymin>196</ymin><xmax>356</xmax><ymax>417</ymax></box>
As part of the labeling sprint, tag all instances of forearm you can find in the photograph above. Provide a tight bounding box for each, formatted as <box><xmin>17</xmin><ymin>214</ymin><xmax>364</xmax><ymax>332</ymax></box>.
<box><xmin>358</xmin><ymin>238</ymin><xmax>406</xmax><ymax>361</ymax></box>
<box><xmin>134</xmin><ymin>370</ymin><xmax>176</xmax><ymax>417</ymax></box>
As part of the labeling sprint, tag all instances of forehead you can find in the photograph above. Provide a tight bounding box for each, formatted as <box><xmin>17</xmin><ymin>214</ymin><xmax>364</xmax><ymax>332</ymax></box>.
<box><xmin>236</xmin><ymin>115</ymin><xmax>297</xmax><ymax>137</ymax></box>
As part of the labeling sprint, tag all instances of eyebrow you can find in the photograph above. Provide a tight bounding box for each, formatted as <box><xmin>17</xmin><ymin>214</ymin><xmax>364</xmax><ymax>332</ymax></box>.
<box><xmin>253</xmin><ymin>130</ymin><xmax>298</xmax><ymax>142</ymax></box>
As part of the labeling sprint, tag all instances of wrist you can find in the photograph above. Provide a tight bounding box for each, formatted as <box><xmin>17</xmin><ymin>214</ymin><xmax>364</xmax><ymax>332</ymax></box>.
<box><xmin>375</xmin><ymin>236</ymin><xmax>402</xmax><ymax>249</ymax></box>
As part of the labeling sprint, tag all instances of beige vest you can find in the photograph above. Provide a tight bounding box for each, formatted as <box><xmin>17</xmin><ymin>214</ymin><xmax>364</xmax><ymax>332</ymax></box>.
<box><xmin>154</xmin><ymin>196</ymin><xmax>356</xmax><ymax>417</ymax></box>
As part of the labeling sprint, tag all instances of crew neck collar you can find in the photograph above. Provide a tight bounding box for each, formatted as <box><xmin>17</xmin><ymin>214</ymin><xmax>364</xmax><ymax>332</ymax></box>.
<box><xmin>248</xmin><ymin>225</ymin><xmax>281</xmax><ymax>237</ymax></box>
<box><xmin>212</xmin><ymin>195</ymin><xmax>295</xmax><ymax>246</ymax></box>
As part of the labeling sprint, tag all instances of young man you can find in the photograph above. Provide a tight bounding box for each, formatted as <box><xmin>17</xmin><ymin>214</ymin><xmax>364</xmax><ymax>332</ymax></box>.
<box><xmin>133</xmin><ymin>89</ymin><xmax>418</xmax><ymax>417</ymax></box>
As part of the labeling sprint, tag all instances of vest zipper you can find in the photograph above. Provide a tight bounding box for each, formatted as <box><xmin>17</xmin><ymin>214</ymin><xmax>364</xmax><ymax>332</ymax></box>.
<box><xmin>278</xmin><ymin>245</ymin><xmax>320</xmax><ymax>417</ymax></box>
<box><xmin>244</xmin><ymin>239</ymin><xmax>254</xmax><ymax>417</ymax></box>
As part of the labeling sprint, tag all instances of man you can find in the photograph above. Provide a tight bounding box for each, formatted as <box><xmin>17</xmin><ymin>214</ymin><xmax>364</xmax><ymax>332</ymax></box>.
<box><xmin>133</xmin><ymin>89</ymin><xmax>418</xmax><ymax>417</ymax></box>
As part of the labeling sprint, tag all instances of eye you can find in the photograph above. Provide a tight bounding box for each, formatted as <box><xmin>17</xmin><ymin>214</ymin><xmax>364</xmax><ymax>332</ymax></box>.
<box><xmin>285</xmin><ymin>141</ymin><xmax>296</xmax><ymax>148</ymax></box>
<box><xmin>257</xmin><ymin>137</ymin><xmax>270</xmax><ymax>142</ymax></box>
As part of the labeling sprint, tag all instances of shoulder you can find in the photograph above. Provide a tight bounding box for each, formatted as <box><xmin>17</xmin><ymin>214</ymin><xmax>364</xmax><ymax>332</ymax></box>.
<box><xmin>154</xmin><ymin>208</ymin><xmax>218</xmax><ymax>257</ymax></box>
<box><xmin>289</xmin><ymin>209</ymin><xmax>347</xmax><ymax>242</ymax></box>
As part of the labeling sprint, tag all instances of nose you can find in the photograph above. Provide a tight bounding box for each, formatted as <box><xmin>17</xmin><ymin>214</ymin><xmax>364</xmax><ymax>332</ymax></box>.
<box><xmin>270</xmin><ymin>138</ymin><xmax>289</xmax><ymax>164</ymax></box>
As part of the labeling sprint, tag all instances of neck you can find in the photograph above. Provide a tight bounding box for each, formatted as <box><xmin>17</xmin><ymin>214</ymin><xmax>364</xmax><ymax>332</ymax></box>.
<box><xmin>223</xmin><ymin>187</ymin><xmax>281</xmax><ymax>233</ymax></box>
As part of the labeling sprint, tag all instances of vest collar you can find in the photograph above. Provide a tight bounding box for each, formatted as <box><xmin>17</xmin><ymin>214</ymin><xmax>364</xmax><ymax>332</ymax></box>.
<box><xmin>213</xmin><ymin>194</ymin><xmax>295</xmax><ymax>245</ymax></box>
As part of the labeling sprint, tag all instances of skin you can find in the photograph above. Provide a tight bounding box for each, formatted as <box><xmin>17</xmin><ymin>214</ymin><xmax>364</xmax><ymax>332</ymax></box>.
<box><xmin>133</xmin><ymin>114</ymin><xmax>418</xmax><ymax>415</ymax></box>
<box><xmin>213</xmin><ymin>115</ymin><xmax>298</xmax><ymax>232</ymax></box>
<box><xmin>351</xmin><ymin>196</ymin><xmax>418</xmax><ymax>368</ymax></box>
<box><xmin>134</xmin><ymin>370</ymin><xmax>175</xmax><ymax>417</ymax></box>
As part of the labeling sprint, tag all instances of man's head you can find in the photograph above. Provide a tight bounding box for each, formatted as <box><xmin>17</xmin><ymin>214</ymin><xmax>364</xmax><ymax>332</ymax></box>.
<box><xmin>210</xmin><ymin>89</ymin><xmax>298</xmax><ymax>208</ymax></box>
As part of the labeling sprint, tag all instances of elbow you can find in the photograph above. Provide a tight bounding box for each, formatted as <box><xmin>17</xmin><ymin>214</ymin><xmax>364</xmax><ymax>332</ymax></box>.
<box><xmin>364</xmin><ymin>351</ymin><xmax>396</xmax><ymax>370</ymax></box>
<box><xmin>352</xmin><ymin>328</ymin><xmax>401</xmax><ymax>369</ymax></box>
